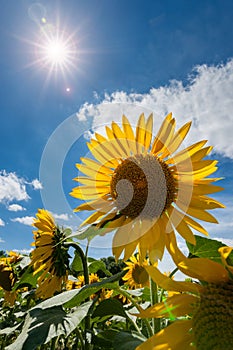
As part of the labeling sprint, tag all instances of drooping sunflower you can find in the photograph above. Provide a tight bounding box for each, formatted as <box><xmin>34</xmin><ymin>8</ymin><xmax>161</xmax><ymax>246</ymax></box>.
<box><xmin>30</xmin><ymin>209</ymin><xmax>70</xmax><ymax>299</ymax></box>
<box><xmin>136</xmin><ymin>232</ymin><xmax>233</xmax><ymax>350</ymax></box>
<box><xmin>123</xmin><ymin>253</ymin><xmax>150</xmax><ymax>289</ymax></box>
<box><xmin>0</xmin><ymin>252</ymin><xmax>22</xmax><ymax>305</ymax></box>
<box><xmin>70</xmin><ymin>113</ymin><xmax>224</xmax><ymax>261</ymax></box>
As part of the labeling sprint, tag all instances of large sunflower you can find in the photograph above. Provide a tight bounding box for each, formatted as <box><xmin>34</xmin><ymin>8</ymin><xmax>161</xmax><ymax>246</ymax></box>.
<box><xmin>30</xmin><ymin>209</ymin><xmax>70</xmax><ymax>299</ymax></box>
<box><xmin>70</xmin><ymin>113</ymin><xmax>224</xmax><ymax>261</ymax></box>
<box><xmin>136</xmin><ymin>233</ymin><xmax>233</xmax><ymax>350</ymax></box>
<box><xmin>123</xmin><ymin>253</ymin><xmax>150</xmax><ymax>289</ymax></box>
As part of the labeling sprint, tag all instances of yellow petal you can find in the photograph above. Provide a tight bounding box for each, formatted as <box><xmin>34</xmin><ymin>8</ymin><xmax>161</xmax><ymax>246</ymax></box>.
<box><xmin>87</xmin><ymin>140</ymin><xmax>119</xmax><ymax>167</ymax></box>
<box><xmin>177</xmin><ymin>159</ymin><xmax>217</xmax><ymax>173</ymax></box>
<box><xmin>162</xmin><ymin>121</ymin><xmax>192</xmax><ymax>158</ymax></box>
<box><xmin>106</xmin><ymin>126</ymin><xmax>128</xmax><ymax>157</ymax></box>
<box><xmin>122</xmin><ymin>115</ymin><xmax>137</xmax><ymax>154</ymax></box>
<box><xmin>144</xmin><ymin>114</ymin><xmax>153</xmax><ymax>150</ymax></box>
<box><xmin>151</xmin><ymin>113</ymin><xmax>174</xmax><ymax>154</ymax></box>
<box><xmin>192</xmin><ymin>183</ymin><xmax>224</xmax><ymax>195</ymax></box>
<box><xmin>148</xmin><ymin>220</ymin><xmax>165</xmax><ymax>262</ymax></box>
<box><xmin>219</xmin><ymin>246</ymin><xmax>233</xmax><ymax>274</ymax></box>
<box><xmin>136</xmin><ymin>319</ymin><xmax>193</xmax><ymax>350</ymax></box>
<box><xmin>167</xmin><ymin>140</ymin><xmax>207</xmax><ymax>165</ymax></box>
<box><xmin>80</xmin><ymin>158</ymin><xmax>113</xmax><ymax>174</ymax></box>
<box><xmin>185</xmin><ymin>207</ymin><xmax>218</xmax><ymax>223</ymax></box>
<box><xmin>75</xmin><ymin>163</ymin><xmax>111</xmax><ymax>180</ymax></box>
<box><xmin>167</xmin><ymin>206</ymin><xmax>208</xmax><ymax>236</ymax></box>
<box><xmin>111</xmin><ymin>121</ymin><xmax>131</xmax><ymax>156</ymax></box>
<box><xmin>136</xmin><ymin>113</ymin><xmax>146</xmax><ymax>153</ymax></box>
<box><xmin>76</xmin><ymin>177</ymin><xmax>110</xmax><ymax>186</ymax></box>
<box><xmin>175</xmin><ymin>219</ymin><xmax>196</xmax><ymax>245</ymax></box>
<box><xmin>166</xmin><ymin>232</ymin><xmax>229</xmax><ymax>283</ymax></box>
<box><xmin>74</xmin><ymin>195</ymin><xmax>112</xmax><ymax>212</ymax></box>
<box><xmin>190</xmin><ymin>145</ymin><xmax>213</xmax><ymax>162</ymax></box>
<box><xmin>80</xmin><ymin>211</ymin><xmax>106</xmax><ymax>227</ymax></box>
<box><xmin>136</xmin><ymin>293</ymin><xmax>196</xmax><ymax>318</ymax></box>
<box><xmin>145</xmin><ymin>265</ymin><xmax>202</xmax><ymax>294</ymax></box>
<box><xmin>70</xmin><ymin>186</ymin><xmax>109</xmax><ymax>199</ymax></box>
<box><xmin>123</xmin><ymin>240</ymin><xmax>138</xmax><ymax>261</ymax></box>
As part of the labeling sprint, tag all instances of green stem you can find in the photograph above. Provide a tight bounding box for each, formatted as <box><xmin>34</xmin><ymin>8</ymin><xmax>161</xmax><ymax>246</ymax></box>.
<box><xmin>50</xmin><ymin>337</ymin><xmax>57</xmax><ymax>350</ymax></box>
<box><xmin>64</xmin><ymin>242</ymin><xmax>91</xmax><ymax>350</ymax></box>
<box><xmin>75</xmin><ymin>327</ymin><xmax>85</xmax><ymax>350</ymax></box>
<box><xmin>149</xmin><ymin>277</ymin><xmax>161</xmax><ymax>334</ymax></box>
<box><xmin>118</xmin><ymin>288</ymin><xmax>153</xmax><ymax>338</ymax></box>
<box><xmin>64</xmin><ymin>242</ymin><xmax>89</xmax><ymax>285</ymax></box>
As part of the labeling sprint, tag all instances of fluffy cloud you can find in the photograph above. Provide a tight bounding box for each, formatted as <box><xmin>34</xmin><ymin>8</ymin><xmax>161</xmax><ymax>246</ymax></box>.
<box><xmin>11</xmin><ymin>216</ymin><xmax>34</xmax><ymax>226</ymax></box>
<box><xmin>52</xmin><ymin>213</ymin><xmax>69</xmax><ymax>221</ymax></box>
<box><xmin>31</xmin><ymin>179</ymin><xmax>43</xmax><ymax>190</ymax></box>
<box><xmin>0</xmin><ymin>171</ymin><xmax>30</xmax><ymax>203</ymax></box>
<box><xmin>76</xmin><ymin>59</ymin><xmax>233</xmax><ymax>159</ymax></box>
<box><xmin>8</xmin><ymin>204</ymin><xmax>26</xmax><ymax>212</ymax></box>
<box><xmin>0</xmin><ymin>218</ymin><xmax>5</xmax><ymax>227</ymax></box>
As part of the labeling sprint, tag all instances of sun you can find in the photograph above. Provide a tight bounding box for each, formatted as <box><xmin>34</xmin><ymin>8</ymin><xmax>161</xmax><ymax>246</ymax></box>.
<box><xmin>37</xmin><ymin>26</ymin><xmax>77</xmax><ymax>74</ymax></box>
<box><xmin>45</xmin><ymin>39</ymin><xmax>69</xmax><ymax>65</ymax></box>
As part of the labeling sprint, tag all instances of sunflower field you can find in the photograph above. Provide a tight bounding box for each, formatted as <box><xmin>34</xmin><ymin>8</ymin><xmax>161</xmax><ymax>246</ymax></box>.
<box><xmin>1</xmin><ymin>114</ymin><xmax>233</xmax><ymax>350</ymax></box>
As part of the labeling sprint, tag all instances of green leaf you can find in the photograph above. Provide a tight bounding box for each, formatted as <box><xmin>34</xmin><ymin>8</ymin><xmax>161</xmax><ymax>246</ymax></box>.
<box><xmin>88</xmin><ymin>260</ymin><xmax>112</xmax><ymax>276</ymax></box>
<box><xmin>12</xmin><ymin>266</ymin><xmax>38</xmax><ymax>291</ymax></box>
<box><xmin>5</xmin><ymin>301</ymin><xmax>92</xmax><ymax>350</ymax></box>
<box><xmin>71</xmin><ymin>250</ymin><xmax>83</xmax><ymax>274</ymax></box>
<box><xmin>67</xmin><ymin>225</ymin><xmax>107</xmax><ymax>243</ymax></box>
<box><xmin>93</xmin><ymin>329</ymin><xmax>119</xmax><ymax>348</ymax></box>
<box><xmin>113</xmin><ymin>331</ymin><xmax>145</xmax><ymax>350</ymax></box>
<box><xmin>186</xmin><ymin>235</ymin><xmax>227</xmax><ymax>263</ymax></box>
<box><xmin>0</xmin><ymin>324</ymin><xmax>21</xmax><ymax>336</ymax></box>
<box><xmin>64</xmin><ymin>271</ymin><xmax>125</xmax><ymax>308</ymax></box>
<box><xmin>92</xmin><ymin>298</ymin><xmax>127</xmax><ymax>318</ymax></box>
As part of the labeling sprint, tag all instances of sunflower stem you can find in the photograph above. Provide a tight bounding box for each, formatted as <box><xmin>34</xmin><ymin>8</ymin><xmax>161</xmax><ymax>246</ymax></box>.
<box><xmin>64</xmin><ymin>242</ymin><xmax>91</xmax><ymax>349</ymax></box>
<box><xmin>149</xmin><ymin>277</ymin><xmax>161</xmax><ymax>334</ymax></box>
<box><xmin>117</xmin><ymin>288</ymin><xmax>153</xmax><ymax>338</ymax></box>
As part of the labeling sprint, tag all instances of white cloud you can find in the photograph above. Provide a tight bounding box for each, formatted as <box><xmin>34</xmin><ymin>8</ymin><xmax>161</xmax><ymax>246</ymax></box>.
<box><xmin>13</xmin><ymin>248</ymin><xmax>33</xmax><ymax>255</ymax></box>
<box><xmin>31</xmin><ymin>179</ymin><xmax>43</xmax><ymax>190</ymax></box>
<box><xmin>11</xmin><ymin>216</ymin><xmax>34</xmax><ymax>226</ymax></box>
<box><xmin>8</xmin><ymin>204</ymin><xmax>26</xmax><ymax>212</ymax></box>
<box><xmin>76</xmin><ymin>59</ymin><xmax>233</xmax><ymax>159</ymax></box>
<box><xmin>0</xmin><ymin>237</ymin><xmax>5</xmax><ymax>243</ymax></box>
<box><xmin>53</xmin><ymin>213</ymin><xmax>69</xmax><ymax>221</ymax></box>
<box><xmin>0</xmin><ymin>170</ymin><xmax>30</xmax><ymax>203</ymax></box>
<box><xmin>0</xmin><ymin>218</ymin><xmax>5</xmax><ymax>227</ymax></box>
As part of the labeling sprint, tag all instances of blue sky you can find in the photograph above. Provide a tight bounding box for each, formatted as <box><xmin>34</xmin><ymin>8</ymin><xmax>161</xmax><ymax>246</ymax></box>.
<box><xmin>1</xmin><ymin>0</ymin><xmax>233</xmax><ymax>263</ymax></box>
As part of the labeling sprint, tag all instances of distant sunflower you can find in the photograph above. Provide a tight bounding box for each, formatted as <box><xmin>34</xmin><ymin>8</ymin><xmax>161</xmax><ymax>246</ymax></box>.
<box><xmin>30</xmin><ymin>209</ymin><xmax>70</xmax><ymax>299</ymax></box>
<box><xmin>66</xmin><ymin>273</ymin><xmax>113</xmax><ymax>300</ymax></box>
<box><xmin>136</xmin><ymin>233</ymin><xmax>233</xmax><ymax>350</ymax></box>
<box><xmin>0</xmin><ymin>251</ymin><xmax>22</xmax><ymax>305</ymax></box>
<box><xmin>71</xmin><ymin>113</ymin><xmax>224</xmax><ymax>261</ymax></box>
<box><xmin>123</xmin><ymin>254</ymin><xmax>150</xmax><ymax>289</ymax></box>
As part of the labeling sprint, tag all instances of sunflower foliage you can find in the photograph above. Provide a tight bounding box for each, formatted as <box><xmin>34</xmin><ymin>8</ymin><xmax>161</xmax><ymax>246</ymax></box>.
<box><xmin>1</xmin><ymin>220</ymin><xmax>232</xmax><ymax>350</ymax></box>
<box><xmin>1</xmin><ymin>113</ymin><xmax>233</xmax><ymax>350</ymax></box>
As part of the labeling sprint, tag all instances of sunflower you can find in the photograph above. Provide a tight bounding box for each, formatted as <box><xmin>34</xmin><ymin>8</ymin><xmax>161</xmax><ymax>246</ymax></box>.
<box><xmin>0</xmin><ymin>251</ymin><xmax>22</xmax><ymax>305</ymax></box>
<box><xmin>30</xmin><ymin>209</ymin><xmax>70</xmax><ymax>299</ymax></box>
<box><xmin>135</xmin><ymin>232</ymin><xmax>233</xmax><ymax>350</ymax></box>
<box><xmin>70</xmin><ymin>113</ymin><xmax>224</xmax><ymax>262</ymax></box>
<box><xmin>66</xmin><ymin>273</ymin><xmax>113</xmax><ymax>300</ymax></box>
<box><xmin>123</xmin><ymin>253</ymin><xmax>150</xmax><ymax>289</ymax></box>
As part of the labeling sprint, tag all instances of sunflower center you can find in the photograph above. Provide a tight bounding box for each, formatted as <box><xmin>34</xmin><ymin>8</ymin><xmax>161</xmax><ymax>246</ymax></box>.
<box><xmin>192</xmin><ymin>280</ymin><xmax>233</xmax><ymax>350</ymax></box>
<box><xmin>131</xmin><ymin>264</ymin><xmax>149</xmax><ymax>286</ymax></box>
<box><xmin>110</xmin><ymin>154</ymin><xmax>176</xmax><ymax>219</ymax></box>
